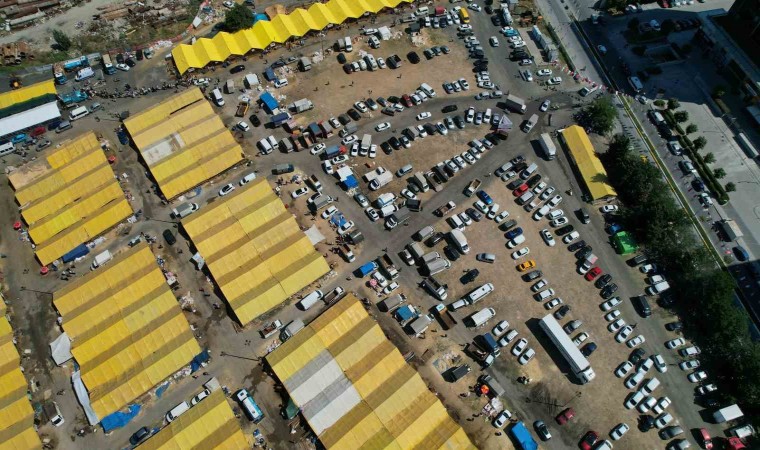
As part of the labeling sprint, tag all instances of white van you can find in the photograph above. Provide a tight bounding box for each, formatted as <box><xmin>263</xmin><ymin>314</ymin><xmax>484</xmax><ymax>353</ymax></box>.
<box><xmin>520</xmin><ymin>163</ymin><xmax>538</xmax><ymax>179</ymax></box>
<box><xmin>465</xmin><ymin>283</ymin><xmax>494</xmax><ymax>304</ymax></box>
<box><xmin>642</xmin><ymin>377</ymin><xmax>660</xmax><ymax>394</ymax></box>
<box><xmin>507</xmin><ymin>234</ymin><xmax>527</xmax><ymax>248</ymax></box>
<box><xmin>522</xmin><ymin>114</ymin><xmax>538</xmax><ymax>133</ymax></box>
<box><xmin>422</xmin><ymin>252</ymin><xmax>441</xmax><ymax>264</ymax></box>
<box><xmin>448</xmin><ymin>215</ymin><xmax>465</xmax><ymax>230</ymax></box>
<box><xmin>211</xmin><ymin>88</ymin><xmax>225</xmax><ymax>106</ymax></box>
<box><xmin>0</xmin><ymin>141</ymin><xmax>14</xmax><ymax>156</ymax></box>
<box><xmin>420</xmin><ymin>83</ymin><xmax>436</xmax><ymax>97</ymax></box>
<box><xmin>517</xmin><ymin>191</ymin><xmax>534</xmax><ymax>205</ymax></box>
<box><xmin>416</xmin><ymin>5</ymin><xmax>430</xmax><ymax>16</ymax></box>
<box><xmin>240</xmin><ymin>172</ymin><xmax>257</xmax><ymax>185</ymax></box>
<box><xmin>344</xmin><ymin>36</ymin><xmax>353</xmax><ymax>52</ymax></box>
<box><xmin>166</xmin><ymin>401</ymin><xmax>190</xmax><ymax>422</ymax></box>
<box><xmin>415</xmin><ymin>225</ymin><xmax>435</xmax><ymax>241</ymax></box>
<box><xmin>91</xmin><ymin>250</ymin><xmax>112</xmax><ymax>270</ymax></box>
<box><xmin>298</xmin><ymin>289</ymin><xmax>324</xmax><ymax>310</ymax></box>
<box><xmin>449</xmin><ymin>229</ymin><xmax>469</xmax><ymax>254</ymax></box>
<box><xmin>69</xmin><ymin>106</ymin><xmax>90</xmax><ymax>121</ymax></box>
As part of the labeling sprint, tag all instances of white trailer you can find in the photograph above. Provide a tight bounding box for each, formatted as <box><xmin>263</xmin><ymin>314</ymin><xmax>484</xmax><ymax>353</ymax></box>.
<box><xmin>539</xmin><ymin>314</ymin><xmax>596</xmax><ymax>384</ymax></box>
<box><xmin>538</xmin><ymin>133</ymin><xmax>557</xmax><ymax>160</ymax></box>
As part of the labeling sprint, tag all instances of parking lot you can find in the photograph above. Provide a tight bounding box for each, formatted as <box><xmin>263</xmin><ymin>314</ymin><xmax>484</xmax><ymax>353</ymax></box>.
<box><xmin>0</xmin><ymin>2</ymin><xmax>729</xmax><ymax>449</ymax></box>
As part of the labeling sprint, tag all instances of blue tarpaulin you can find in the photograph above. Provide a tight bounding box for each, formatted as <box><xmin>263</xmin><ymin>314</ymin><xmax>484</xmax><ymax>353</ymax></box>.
<box><xmin>510</xmin><ymin>422</ymin><xmax>538</xmax><ymax>450</ymax></box>
<box><xmin>259</xmin><ymin>92</ymin><xmax>278</xmax><ymax>113</ymax></box>
<box><xmin>330</xmin><ymin>214</ymin><xmax>347</xmax><ymax>228</ymax></box>
<box><xmin>394</xmin><ymin>305</ymin><xmax>416</xmax><ymax>323</ymax></box>
<box><xmin>253</xmin><ymin>13</ymin><xmax>268</xmax><ymax>24</ymax></box>
<box><xmin>340</xmin><ymin>175</ymin><xmax>358</xmax><ymax>190</ymax></box>
<box><xmin>101</xmin><ymin>404</ymin><xmax>140</xmax><ymax>432</ymax></box>
<box><xmin>62</xmin><ymin>244</ymin><xmax>89</xmax><ymax>263</ymax></box>
<box><xmin>190</xmin><ymin>349</ymin><xmax>210</xmax><ymax>372</ymax></box>
<box><xmin>155</xmin><ymin>382</ymin><xmax>170</xmax><ymax>398</ymax></box>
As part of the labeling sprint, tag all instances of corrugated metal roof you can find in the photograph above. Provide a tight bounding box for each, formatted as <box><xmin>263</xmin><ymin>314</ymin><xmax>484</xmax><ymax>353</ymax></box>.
<box><xmin>53</xmin><ymin>243</ymin><xmax>200</xmax><ymax>420</ymax></box>
<box><xmin>267</xmin><ymin>295</ymin><xmax>475</xmax><ymax>449</ymax></box>
<box><xmin>172</xmin><ymin>0</ymin><xmax>414</xmax><ymax>74</ymax></box>
<box><xmin>11</xmin><ymin>132</ymin><xmax>133</xmax><ymax>265</ymax></box>
<box><xmin>182</xmin><ymin>178</ymin><xmax>329</xmax><ymax>324</ymax></box>
<box><xmin>0</xmin><ymin>318</ymin><xmax>41</xmax><ymax>450</ymax></box>
<box><xmin>0</xmin><ymin>79</ymin><xmax>56</xmax><ymax>110</ymax></box>
<box><xmin>123</xmin><ymin>89</ymin><xmax>244</xmax><ymax>200</ymax></box>
<box><xmin>137</xmin><ymin>390</ymin><xmax>249</xmax><ymax>450</ymax></box>
<box><xmin>561</xmin><ymin>125</ymin><xmax>617</xmax><ymax>201</ymax></box>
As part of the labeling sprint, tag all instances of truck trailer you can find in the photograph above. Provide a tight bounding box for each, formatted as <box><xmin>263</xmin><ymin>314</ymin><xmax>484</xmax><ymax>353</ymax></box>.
<box><xmin>504</xmin><ymin>94</ymin><xmax>527</xmax><ymax>114</ymax></box>
<box><xmin>539</xmin><ymin>314</ymin><xmax>595</xmax><ymax>383</ymax></box>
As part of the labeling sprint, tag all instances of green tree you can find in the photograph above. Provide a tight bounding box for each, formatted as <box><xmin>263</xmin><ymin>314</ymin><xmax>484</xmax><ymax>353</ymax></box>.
<box><xmin>714</xmin><ymin>168</ymin><xmax>726</xmax><ymax>179</ymax></box>
<box><xmin>577</xmin><ymin>96</ymin><xmax>616</xmax><ymax>135</ymax></box>
<box><xmin>713</xmin><ymin>85</ymin><xmax>726</xmax><ymax>98</ymax></box>
<box><xmin>628</xmin><ymin>17</ymin><xmax>640</xmax><ymax>30</ymax></box>
<box><xmin>703</xmin><ymin>152</ymin><xmax>716</xmax><ymax>164</ymax></box>
<box><xmin>674</xmin><ymin>111</ymin><xmax>689</xmax><ymax>123</ymax></box>
<box><xmin>223</xmin><ymin>3</ymin><xmax>254</xmax><ymax>32</ymax></box>
<box><xmin>725</xmin><ymin>182</ymin><xmax>736</xmax><ymax>192</ymax></box>
<box><xmin>686</xmin><ymin>124</ymin><xmax>698</xmax><ymax>134</ymax></box>
<box><xmin>693</xmin><ymin>136</ymin><xmax>707</xmax><ymax>150</ymax></box>
<box><xmin>52</xmin><ymin>29</ymin><xmax>72</xmax><ymax>51</ymax></box>
<box><xmin>667</xmin><ymin>98</ymin><xmax>680</xmax><ymax>110</ymax></box>
<box><xmin>654</xmin><ymin>99</ymin><xmax>665</xmax><ymax>107</ymax></box>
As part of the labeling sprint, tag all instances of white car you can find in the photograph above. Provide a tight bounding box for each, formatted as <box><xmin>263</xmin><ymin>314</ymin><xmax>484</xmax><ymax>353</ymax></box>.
<box><xmin>474</xmin><ymin>200</ymin><xmax>488</xmax><ymax>213</ymax></box>
<box><xmin>547</xmin><ymin>77</ymin><xmax>562</xmax><ymax>85</ymax></box>
<box><xmin>493</xmin><ymin>410</ymin><xmax>512</xmax><ymax>428</ymax></box>
<box><xmin>468</xmin><ymin>3</ymin><xmax>481</xmax><ymax>11</ymax></box>
<box><xmin>550</xmin><ymin>217</ymin><xmax>568</xmax><ymax>227</ymax></box>
<box><xmin>498</xmin><ymin>330</ymin><xmax>519</xmax><ymax>347</ymax></box>
<box><xmin>401</xmin><ymin>189</ymin><xmax>417</xmax><ymax>200</ymax></box>
<box><xmin>616</xmin><ymin>326</ymin><xmax>633</xmax><ymax>343</ymax></box>
<box><xmin>624</xmin><ymin>390</ymin><xmax>645</xmax><ymax>409</ymax></box>
<box><xmin>310</xmin><ymin>143</ymin><xmax>326</xmax><ymax>155</ymax></box>
<box><xmin>337</xmin><ymin>220</ymin><xmax>355</xmax><ymax>235</ymax></box>
<box><xmin>116</xmin><ymin>63</ymin><xmax>130</xmax><ymax>71</ymax></box>
<box><xmin>600</xmin><ymin>205</ymin><xmax>619</xmax><ymax>214</ymax></box>
<box><xmin>492</xmin><ymin>320</ymin><xmax>510</xmax><ymax>336</ymax></box>
<box><xmin>512</xmin><ymin>41</ymin><xmax>526</xmax><ymax>48</ymax></box>
<box><xmin>531</xmin><ymin>279</ymin><xmax>548</xmax><ymax>292</ymax></box>
<box><xmin>511</xmin><ymin>338</ymin><xmax>528</xmax><ymax>356</ymax></box>
<box><xmin>563</xmin><ymin>232</ymin><xmax>580</xmax><ymax>244</ymax></box>
<box><xmin>274</xmin><ymin>78</ymin><xmax>288</xmax><ymax>88</ymax></box>
<box><xmin>494</xmin><ymin>211</ymin><xmax>509</xmax><ymax>223</ymax></box>
<box><xmin>487</xmin><ymin>204</ymin><xmax>500</xmax><ymax>220</ymax></box>
<box><xmin>512</xmin><ymin>247</ymin><xmax>530</xmax><ymax>260</ymax></box>
<box><xmin>540</xmin><ymin>229</ymin><xmax>556</xmax><ymax>247</ymax></box>
<box><xmin>489</xmin><ymin>36</ymin><xmax>500</xmax><ymax>47</ymax></box>
<box><xmin>601</xmin><ymin>297</ymin><xmax>622</xmax><ymax>311</ymax></box>
<box><xmin>222</xmin><ymin>0</ymin><xmax>234</xmax><ymax>7</ymax></box>
<box><xmin>610</xmin><ymin>423</ymin><xmax>630</xmax><ymax>441</ymax></box>
<box><xmin>365</xmin><ymin>207</ymin><xmax>379</xmax><ymax>221</ymax></box>
<box><xmin>416</xmin><ymin>112</ymin><xmax>432</xmax><ymax>121</ymax></box>
<box><xmin>382</xmin><ymin>282</ymin><xmax>399</xmax><ymax>295</ymax></box>
<box><xmin>625</xmin><ymin>370</ymin><xmax>645</xmax><ymax>389</ymax></box>
<box><xmin>218</xmin><ymin>184</ymin><xmax>235</xmax><ymax>196</ymax></box>
<box><xmin>573</xmin><ymin>332</ymin><xmax>589</xmax><ymax>346</ymax></box>
<box><xmin>666</xmin><ymin>338</ymin><xmax>686</xmax><ymax>349</ymax></box>
<box><xmin>354</xmin><ymin>101</ymin><xmax>369</xmax><ymax>113</ymax></box>
<box><xmin>679</xmin><ymin>360</ymin><xmax>700</xmax><ymax>371</ymax></box>
<box><xmin>518</xmin><ymin>348</ymin><xmax>535</xmax><ymax>365</ymax></box>
<box><xmin>369</xmin><ymin>145</ymin><xmax>377</xmax><ymax>158</ymax></box>
<box><xmin>342</xmin><ymin>135</ymin><xmax>358</xmax><ymax>145</ymax></box>
<box><xmin>615</xmin><ymin>361</ymin><xmax>634</xmax><ymax>378</ymax></box>
<box><xmin>604</xmin><ymin>310</ymin><xmax>621</xmax><ymax>322</ymax></box>
<box><xmin>321</xmin><ymin>206</ymin><xmax>338</xmax><ymax>219</ymax></box>
<box><xmin>375</xmin><ymin>122</ymin><xmax>391</xmax><ymax>132</ymax></box>
<box><xmin>688</xmin><ymin>370</ymin><xmax>707</xmax><ymax>383</ymax></box>
<box><xmin>654</xmin><ymin>413</ymin><xmax>673</xmax><ymax>429</ymax></box>
<box><xmin>653</xmin><ymin>397</ymin><xmax>671</xmax><ymax>415</ymax></box>
<box><xmin>191</xmin><ymin>388</ymin><xmax>211</xmax><ymax>405</ymax></box>
<box><xmin>637</xmin><ymin>396</ymin><xmax>656</xmax><ymax>413</ymax></box>
<box><xmin>459</xmin><ymin>78</ymin><xmax>470</xmax><ymax>90</ymax></box>
<box><xmin>291</xmin><ymin>186</ymin><xmax>310</xmax><ymax>199</ymax></box>
<box><xmin>537</xmin><ymin>69</ymin><xmax>552</xmax><ymax>76</ymax></box>
<box><xmin>626</xmin><ymin>335</ymin><xmax>646</xmax><ymax>348</ymax></box>
<box><xmin>539</xmin><ymin>100</ymin><xmax>551</xmax><ymax>112</ymax></box>
<box><xmin>608</xmin><ymin>318</ymin><xmax>626</xmax><ymax>332</ymax></box>
<box><xmin>236</xmin><ymin>121</ymin><xmax>250</xmax><ymax>132</ymax></box>
<box><xmin>322</xmin><ymin>160</ymin><xmax>333</xmax><ymax>174</ymax></box>
<box><xmin>653</xmin><ymin>355</ymin><xmax>668</xmax><ymax>373</ymax></box>
<box><xmin>639</xmin><ymin>358</ymin><xmax>654</xmax><ymax>373</ymax></box>
<box><xmin>331</xmin><ymin>155</ymin><xmax>349</xmax><ymax>165</ymax></box>
<box><xmin>545</xmin><ymin>298</ymin><xmax>562</xmax><ymax>309</ymax></box>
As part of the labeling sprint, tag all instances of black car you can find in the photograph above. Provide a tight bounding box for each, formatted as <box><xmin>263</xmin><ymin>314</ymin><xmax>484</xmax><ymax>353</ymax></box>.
<box><xmin>600</xmin><ymin>283</ymin><xmax>618</xmax><ymax>299</ymax></box>
<box><xmin>424</xmin><ymin>49</ymin><xmax>435</xmax><ymax>60</ymax></box>
<box><xmin>442</xmin><ymin>104</ymin><xmax>458</xmax><ymax>113</ymax></box>
<box><xmin>553</xmin><ymin>305</ymin><xmax>571</xmax><ymax>320</ymax></box>
<box><xmin>387</xmin><ymin>54</ymin><xmax>402</xmax><ymax>69</ymax></box>
<box><xmin>426</xmin><ymin>232</ymin><xmax>445</xmax><ymax>247</ymax></box>
<box><xmin>526</xmin><ymin>174</ymin><xmax>542</xmax><ymax>188</ymax></box>
<box><xmin>431</xmin><ymin>46</ymin><xmax>442</xmax><ymax>56</ymax></box>
<box><xmin>387</xmin><ymin>95</ymin><xmax>400</xmax><ymax>104</ymax></box>
<box><xmin>490</xmin><ymin>15</ymin><xmax>501</xmax><ymax>26</ymax></box>
<box><xmin>337</xmin><ymin>52</ymin><xmax>346</xmax><ymax>64</ymax></box>
<box><xmin>665</xmin><ymin>321</ymin><xmax>683</xmax><ymax>332</ymax></box>
<box><xmin>389</xmin><ymin>136</ymin><xmax>401</xmax><ymax>150</ymax></box>
<box><xmin>163</xmin><ymin>229</ymin><xmax>176</xmax><ymax>246</ymax></box>
<box><xmin>453</xmin><ymin>115</ymin><xmax>465</xmax><ymax>128</ymax></box>
<box><xmin>556</xmin><ymin>225</ymin><xmax>574</xmax><ymax>236</ymax></box>
<box><xmin>523</xmin><ymin>270</ymin><xmax>543</xmax><ymax>281</ymax></box>
<box><xmin>595</xmin><ymin>274</ymin><xmax>613</xmax><ymax>289</ymax></box>
<box><xmin>424</xmin><ymin>123</ymin><xmax>437</xmax><ymax>135</ymax></box>
<box><xmin>534</xmin><ymin>421</ymin><xmax>551</xmax><ymax>441</ymax></box>
<box><xmin>347</xmin><ymin>109</ymin><xmax>361</xmax><ymax>121</ymax></box>
<box><xmin>639</xmin><ymin>415</ymin><xmax>656</xmax><ymax>432</ymax></box>
<box><xmin>270</xmin><ymin>59</ymin><xmax>287</xmax><ymax>69</ymax></box>
<box><xmin>376</xmin><ymin>97</ymin><xmax>387</xmax><ymax>107</ymax></box>
<box><xmin>381</xmin><ymin>141</ymin><xmax>392</xmax><ymax>154</ymax></box>
<box><xmin>499</xmin><ymin>219</ymin><xmax>518</xmax><ymax>231</ymax></box>
<box><xmin>407</xmin><ymin>51</ymin><xmax>420</xmax><ymax>64</ymax></box>
<box><xmin>692</xmin><ymin>178</ymin><xmax>705</xmax><ymax>192</ymax></box>
<box><xmin>130</xmin><ymin>427</ymin><xmax>150</xmax><ymax>445</ymax></box>
<box><xmin>466</xmin><ymin>207</ymin><xmax>482</xmax><ymax>222</ymax></box>
<box><xmin>507</xmin><ymin>179</ymin><xmax>524</xmax><ymax>190</ymax></box>
<box><xmin>485</xmin><ymin>4</ymin><xmax>494</xmax><ymax>14</ymax></box>
<box><xmin>343</xmin><ymin>63</ymin><xmax>353</xmax><ymax>73</ymax></box>
<box><xmin>462</xmin><ymin>268</ymin><xmax>480</xmax><ymax>283</ymax></box>
<box><xmin>576</xmin><ymin>246</ymin><xmax>593</xmax><ymax>260</ymax></box>
<box><xmin>338</xmin><ymin>114</ymin><xmax>351</xmax><ymax>125</ymax></box>
<box><xmin>441</xmin><ymin>45</ymin><xmax>450</xmax><ymax>54</ymax></box>
<box><xmin>471</xmin><ymin>50</ymin><xmax>485</xmax><ymax>59</ymax></box>
<box><xmin>250</xmin><ymin>114</ymin><xmax>261</xmax><ymax>127</ymax></box>
<box><xmin>136</xmin><ymin>48</ymin><xmax>144</xmax><ymax>60</ymax></box>
<box><xmin>230</xmin><ymin>64</ymin><xmax>246</xmax><ymax>74</ymax></box>
<box><xmin>577</xmin><ymin>208</ymin><xmax>591</xmax><ymax>224</ymax></box>
<box><xmin>116</xmin><ymin>53</ymin><xmax>125</xmax><ymax>64</ymax></box>
<box><xmin>581</xmin><ymin>342</ymin><xmax>597</xmax><ymax>357</ymax></box>
<box><xmin>629</xmin><ymin>348</ymin><xmax>647</xmax><ymax>364</ymax></box>
<box><xmin>568</xmin><ymin>240</ymin><xmax>587</xmax><ymax>252</ymax></box>
<box><xmin>125</xmin><ymin>57</ymin><xmax>136</xmax><ymax>67</ymax></box>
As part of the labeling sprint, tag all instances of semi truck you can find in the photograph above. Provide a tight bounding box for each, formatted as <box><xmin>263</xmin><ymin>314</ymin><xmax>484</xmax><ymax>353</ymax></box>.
<box><xmin>378</xmin><ymin>253</ymin><xmax>399</xmax><ymax>279</ymax></box>
<box><xmin>539</xmin><ymin>314</ymin><xmax>595</xmax><ymax>384</ymax></box>
<box><xmin>504</xmin><ymin>94</ymin><xmax>527</xmax><ymax>114</ymax></box>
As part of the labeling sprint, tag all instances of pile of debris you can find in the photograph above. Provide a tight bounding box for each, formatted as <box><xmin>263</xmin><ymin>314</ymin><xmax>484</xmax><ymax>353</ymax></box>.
<box><xmin>0</xmin><ymin>40</ymin><xmax>31</xmax><ymax>65</ymax></box>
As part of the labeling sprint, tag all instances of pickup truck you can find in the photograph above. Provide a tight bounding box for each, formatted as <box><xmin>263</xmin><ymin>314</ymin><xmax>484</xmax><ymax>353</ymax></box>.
<box><xmin>464</xmin><ymin>178</ymin><xmax>482</xmax><ymax>197</ymax></box>
<box><xmin>259</xmin><ymin>320</ymin><xmax>283</xmax><ymax>338</ymax></box>
<box><xmin>236</xmin><ymin>101</ymin><xmax>249</xmax><ymax>117</ymax></box>
<box><xmin>378</xmin><ymin>253</ymin><xmax>399</xmax><ymax>279</ymax></box>
<box><xmin>434</xmin><ymin>201</ymin><xmax>456</xmax><ymax>217</ymax></box>
<box><xmin>323</xmin><ymin>286</ymin><xmax>346</xmax><ymax>306</ymax></box>
<box><xmin>434</xmin><ymin>304</ymin><xmax>457</xmax><ymax>330</ymax></box>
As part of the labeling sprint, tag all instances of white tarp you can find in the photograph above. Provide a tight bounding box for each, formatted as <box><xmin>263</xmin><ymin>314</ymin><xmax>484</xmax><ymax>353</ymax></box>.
<box><xmin>304</xmin><ymin>225</ymin><xmax>325</xmax><ymax>246</ymax></box>
<box><xmin>72</xmin><ymin>370</ymin><xmax>99</xmax><ymax>425</ymax></box>
<box><xmin>50</xmin><ymin>332</ymin><xmax>73</xmax><ymax>366</ymax></box>
<box><xmin>0</xmin><ymin>102</ymin><xmax>60</xmax><ymax>139</ymax></box>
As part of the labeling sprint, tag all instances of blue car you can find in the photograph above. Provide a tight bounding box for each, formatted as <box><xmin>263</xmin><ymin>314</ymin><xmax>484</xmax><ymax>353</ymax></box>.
<box><xmin>476</xmin><ymin>190</ymin><xmax>493</xmax><ymax>205</ymax></box>
<box><xmin>505</xmin><ymin>227</ymin><xmax>523</xmax><ymax>240</ymax></box>
<box><xmin>11</xmin><ymin>133</ymin><xmax>28</xmax><ymax>144</ymax></box>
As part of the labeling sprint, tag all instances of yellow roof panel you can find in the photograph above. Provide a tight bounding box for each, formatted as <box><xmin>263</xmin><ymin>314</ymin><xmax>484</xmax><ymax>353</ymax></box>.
<box><xmin>0</xmin><ymin>318</ymin><xmax>40</xmax><ymax>450</ymax></box>
<box><xmin>267</xmin><ymin>295</ymin><xmax>473</xmax><ymax>449</ymax></box>
<box><xmin>182</xmin><ymin>178</ymin><xmax>328</xmax><ymax>324</ymax></box>
<box><xmin>561</xmin><ymin>125</ymin><xmax>617</xmax><ymax>201</ymax></box>
<box><xmin>0</xmin><ymin>79</ymin><xmax>56</xmax><ymax>110</ymax></box>
<box><xmin>53</xmin><ymin>243</ymin><xmax>200</xmax><ymax>420</ymax></box>
<box><xmin>172</xmin><ymin>0</ymin><xmax>414</xmax><ymax>73</ymax></box>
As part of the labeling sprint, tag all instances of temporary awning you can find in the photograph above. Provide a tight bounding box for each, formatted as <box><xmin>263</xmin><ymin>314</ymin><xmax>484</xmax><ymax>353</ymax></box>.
<box><xmin>0</xmin><ymin>101</ymin><xmax>60</xmax><ymax>139</ymax></box>
<box><xmin>560</xmin><ymin>125</ymin><xmax>617</xmax><ymax>202</ymax></box>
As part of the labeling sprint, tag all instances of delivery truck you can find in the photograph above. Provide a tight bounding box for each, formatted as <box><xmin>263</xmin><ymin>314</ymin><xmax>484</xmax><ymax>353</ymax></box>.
<box><xmin>714</xmin><ymin>405</ymin><xmax>744</xmax><ymax>423</ymax></box>
<box><xmin>407</xmin><ymin>313</ymin><xmax>434</xmax><ymax>335</ymax></box>
<box><xmin>504</xmin><ymin>94</ymin><xmax>527</xmax><ymax>114</ymax></box>
<box><xmin>91</xmin><ymin>250</ymin><xmax>112</xmax><ymax>270</ymax></box>
<box><xmin>378</xmin><ymin>253</ymin><xmax>399</xmax><ymax>279</ymax></box>
<box><xmin>357</xmin><ymin>261</ymin><xmax>379</xmax><ymax>277</ymax></box>
<box><xmin>172</xmin><ymin>202</ymin><xmax>199</xmax><ymax>219</ymax></box>
<box><xmin>379</xmin><ymin>293</ymin><xmax>407</xmax><ymax>312</ymax></box>
<box><xmin>369</xmin><ymin>171</ymin><xmax>393</xmax><ymax>190</ymax></box>
<box><xmin>466</xmin><ymin>308</ymin><xmax>496</xmax><ymax>328</ymax></box>
<box><xmin>280</xmin><ymin>319</ymin><xmax>304</xmax><ymax>341</ymax></box>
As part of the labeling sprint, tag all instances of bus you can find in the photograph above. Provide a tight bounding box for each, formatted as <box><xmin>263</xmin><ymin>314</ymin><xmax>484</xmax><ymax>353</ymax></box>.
<box><xmin>539</xmin><ymin>314</ymin><xmax>595</xmax><ymax>384</ymax></box>
<box><xmin>101</xmin><ymin>54</ymin><xmax>116</xmax><ymax>75</ymax></box>
<box><xmin>459</xmin><ymin>8</ymin><xmax>470</xmax><ymax>24</ymax></box>
<box><xmin>628</xmin><ymin>76</ymin><xmax>643</xmax><ymax>93</ymax></box>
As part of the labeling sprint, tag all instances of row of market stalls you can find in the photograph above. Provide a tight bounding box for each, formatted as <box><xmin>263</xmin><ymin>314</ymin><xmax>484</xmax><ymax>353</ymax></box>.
<box><xmin>266</xmin><ymin>294</ymin><xmax>475</xmax><ymax>449</ymax></box>
<box><xmin>171</xmin><ymin>0</ymin><xmax>415</xmax><ymax>74</ymax></box>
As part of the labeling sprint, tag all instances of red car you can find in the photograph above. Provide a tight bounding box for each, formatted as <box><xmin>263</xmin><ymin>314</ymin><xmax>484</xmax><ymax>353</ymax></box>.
<box><xmin>584</xmin><ymin>267</ymin><xmax>602</xmax><ymax>281</ymax></box>
<box><xmin>512</xmin><ymin>184</ymin><xmax>529</xmax><ymax>196</ymax></box>
<box><xmin>579</xmin><ymin>431</ymin><xmax>599</xmax><ymax>450</ymax></box>
<box><xmin>698</xmin><ymin>429</ymin><xmax>713</xmax><ymax>449</ymax></box>
<box><xmin>402</xmin><ymin>94</ymin><xmax>413</xmax><ymax>107</ymax></box>
<box><xmin>555</xmin><ymin>407</ymin><xmax>575</xmax><ymax>425</ymax></box>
